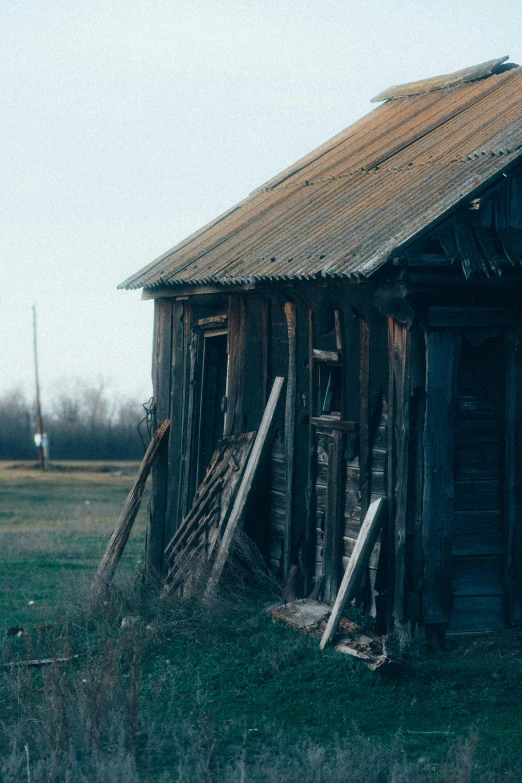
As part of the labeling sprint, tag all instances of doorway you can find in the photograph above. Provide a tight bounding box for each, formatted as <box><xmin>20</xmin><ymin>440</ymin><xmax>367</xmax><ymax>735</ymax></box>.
<box><xmin>195</xmin><ymin>330</ymin><xmax>228</xmax><ymax>488</ymax></box>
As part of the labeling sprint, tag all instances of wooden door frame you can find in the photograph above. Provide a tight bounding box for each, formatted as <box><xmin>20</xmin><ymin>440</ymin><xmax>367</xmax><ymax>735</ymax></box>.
<box><xmin>183</xmin><ymin>315</ymin><xmax>229</xmax><ymax>515</ymax></box>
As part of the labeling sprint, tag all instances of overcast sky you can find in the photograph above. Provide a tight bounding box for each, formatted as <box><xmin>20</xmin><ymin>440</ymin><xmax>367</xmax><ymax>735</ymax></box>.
<box><xmin>1</xmin><ymin>0</ymin><xmax>521</xmax><ymax>407</ymax></box>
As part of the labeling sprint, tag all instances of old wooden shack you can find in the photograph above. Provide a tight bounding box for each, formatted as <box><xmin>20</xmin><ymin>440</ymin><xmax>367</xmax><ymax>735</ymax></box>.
<box><xmin>120</xmin><ymin>57</ymin><xmax>522</xmax><ymax>641</ymax></box>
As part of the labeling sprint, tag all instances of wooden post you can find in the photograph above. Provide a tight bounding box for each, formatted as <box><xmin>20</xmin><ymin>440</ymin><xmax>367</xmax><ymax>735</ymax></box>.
<box><xmin>389</xmin><ymin>320</ymin><xmax>412</xmax><ymax>623</ymax></box>
<box><xmin>284</xmin><ymin>301</ymin><xmax>297</xmax><ymax>579</ymax></box>
<box><xmin>359</xmin><ymin>320</ymin><xmax>371</xmax><ymax>519</ymax></box>
<box><xmin>304</xmin><ymin>307</ymin><xmax>316</xmax><ymax>595</ymax></box>
<box><xmin>91</xmin><ymin>420</ymin><xmax>171</xmax><ymax>600</ymax></box>
<box><xmin>148</xmin><ymin>300</ymin><xmax>173</xmax><ymax>573</ymax></box>
<box><xmin>224</xmin><ymin>295</ymin><xmax>247</xmax><ymax>436</ymax></box>
<box><xmin>32</xmin><ymin>305</ymin><xmax>45</xmax><ymax>471</ymax></box>
<box><xmin>322</xmin><ymin>429</ymin><xmax>345</xmax><ymax>603</ymax></box>
<box><xmin>205</xmin><ymin>376</ymin><xmax>285</xmax><ymax>596</ymax></box>
<box><xmin>422</xmin><ymin>330</ymin><xmax>461</xmax><ymax>627</ymax></box>
<box><xmin>320</xmin><ymin>497</ymin><xmax>386</xmax><ymax>649</ymax></box>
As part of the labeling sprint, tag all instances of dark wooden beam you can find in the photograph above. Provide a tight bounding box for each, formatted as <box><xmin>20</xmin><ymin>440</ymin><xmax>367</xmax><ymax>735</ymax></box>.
<box><xmin>322</xmin><ymin>429</ymin><xmax>345</xmax><ymax>604</ymax></box>
<box><xmin>359</xmin><ymin>320</ymin><xmax>371</xmax><ymax>521</ymax></box>
<box><xmin>148</xmin><ymin>299</ymin><xmax>173</xmax><ymax>573</ymax></box>
<box><xmin>388</xmin><ymin>320</ymin><xmax>412</xmax><ymax>624</ymax></box>
<box><xmin>283</xmin><ymin>300</ymin><xmax>297</xmax><ymax>579</ymax></box>
<box><xmin>224</xmin><ymin>295</ymin><xmax>247</xmax><ymax>436</ymax></box>
<box><xmin>422</xmin><ymin>330</ymin><xmax>461</xmax><ymax>627</ymax></box>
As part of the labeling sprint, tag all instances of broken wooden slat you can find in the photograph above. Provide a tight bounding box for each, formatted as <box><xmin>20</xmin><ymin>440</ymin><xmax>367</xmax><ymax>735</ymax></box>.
<box><xmin>90</xmin><ymin>418</ymin><xmax>171</xmax><ymax>599</ymax></box>
<box><xmin>310</xmin><ymin>417</ymin><xmax>358</xmax><ymax>431</ymax></box>
<box><xmin>1</xmin><ymin>654</ymin><xmax>84</xmax><ymax>670</ymax></box>
<box><xmin>312</xmin><ymin>348</ymin><xmax>341</xmax><ymax>363</ymax></box>
<box><xmin>205</xmin><ymin>376</ymin><xmax>285</xmax><ymax>596</ymax></box>
<box><xmin>454</xmin><ymin>223</ymin><xmax>490</xmax><ymax>278</ymax></box>
<box><xmin>162</xmin><ymin>433</ymin><xmax>255</xmax><ymax>594</ymax></box>
<box><xmin>319</xmin><ymin>496</ymin><xmax>386</xmax><ymax>650</ymax></box>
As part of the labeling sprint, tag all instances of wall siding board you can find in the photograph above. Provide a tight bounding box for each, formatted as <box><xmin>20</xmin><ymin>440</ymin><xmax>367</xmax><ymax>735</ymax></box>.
<box><xmin>283</xmin><ymin>300</ymin><xmax>297</xmax><ymax>578</ymax></box>
<box><xmin>422</xmin><ymin>330</ymin><xmax>461</xmax><ymax>626</ymax></box>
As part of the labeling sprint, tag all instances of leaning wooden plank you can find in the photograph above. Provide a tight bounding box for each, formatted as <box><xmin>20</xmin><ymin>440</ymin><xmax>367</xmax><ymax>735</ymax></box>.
<box><xmin>319</xmin><ymin>497</ymin><xmax>386</xmax><ymax>650</ymax></box>
<box><xmin>205</xmin><ymin>376</ymin><xmax>285</xmax><ymax>596</ymax></box>
<box><xmin>90</xmin><ymin>419</ymin><xmax>170</xmax><ymax>600</ymax></box>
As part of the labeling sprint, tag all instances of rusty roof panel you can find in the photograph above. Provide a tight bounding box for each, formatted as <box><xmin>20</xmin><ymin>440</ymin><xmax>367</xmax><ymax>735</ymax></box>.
<box><xmin>120</xmin><ymin>63</ymin><xmax>522</xmax><ymax>290</ymax></box>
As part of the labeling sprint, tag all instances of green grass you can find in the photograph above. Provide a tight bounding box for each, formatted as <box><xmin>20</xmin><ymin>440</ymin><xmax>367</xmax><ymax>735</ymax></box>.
<box><xmin>1</xmin><ymin>461</ymin><xmax>522</xmax><ymax>780</ymax></box>
<box><xmin>0</xmin><ymin>460</ymin><xmax>146</xmax><ymax>628</ymax></box>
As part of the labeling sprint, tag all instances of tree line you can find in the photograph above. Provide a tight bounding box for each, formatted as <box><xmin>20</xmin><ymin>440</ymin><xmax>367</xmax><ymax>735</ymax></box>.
<box><xmin>0</xmin><ymin>381</ymin><xmax>148</xmax><ymax>461</ymax></box>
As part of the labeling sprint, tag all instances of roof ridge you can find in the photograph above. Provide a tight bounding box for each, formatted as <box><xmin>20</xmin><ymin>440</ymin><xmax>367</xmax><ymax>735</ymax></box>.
<box><xmin>371</xmin><ymin>56</ymin><xmax>516</xmax><ymax>102</ymax></box>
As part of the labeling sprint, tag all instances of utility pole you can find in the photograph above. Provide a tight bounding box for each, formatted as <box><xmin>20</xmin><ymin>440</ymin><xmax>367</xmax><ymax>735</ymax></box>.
<box><xmin>33</xmin><ymin>304</ymin><xmax>46</xmax><ymax>470</ymax></box>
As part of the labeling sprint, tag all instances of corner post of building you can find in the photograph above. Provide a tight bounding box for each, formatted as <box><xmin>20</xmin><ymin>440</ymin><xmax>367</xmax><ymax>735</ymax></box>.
<box><xmin>148</xmin><ymin>298</ymin><xmax>174</xmax><ymax>574</ymax></box>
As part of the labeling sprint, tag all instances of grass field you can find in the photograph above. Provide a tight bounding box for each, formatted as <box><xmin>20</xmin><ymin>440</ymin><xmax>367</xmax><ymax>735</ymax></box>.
<box><xmin>0</xmin><ymin>461</ymin><xmax>146</xmax><ymax>628</ymax></box>
<box><xmin>1</xmin><ymin>461</ymin><xmax>522</xmax><ymax>781</ymax></box>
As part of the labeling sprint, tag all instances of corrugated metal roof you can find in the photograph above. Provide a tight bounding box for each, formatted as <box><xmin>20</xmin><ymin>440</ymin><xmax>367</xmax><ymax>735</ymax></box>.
<box><xmin>120</xmin><ymin>61</ymin><xmax>522</xmax><ymax>290</ymax></box>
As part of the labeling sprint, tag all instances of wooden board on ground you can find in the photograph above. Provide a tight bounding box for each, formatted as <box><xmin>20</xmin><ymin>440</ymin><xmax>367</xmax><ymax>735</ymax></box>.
<box><xmin>162</xmin><ymin>431</ymin><xmax>256</xmax><ymax>595</ymax></box>
<box><xmin>271</xmin><ymin>599</ymin><xmax>330</xmax><ymax>630</ymax></box>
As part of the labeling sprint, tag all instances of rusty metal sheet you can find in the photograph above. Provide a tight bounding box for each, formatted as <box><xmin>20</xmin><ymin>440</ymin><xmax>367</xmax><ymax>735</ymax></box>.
<box><xmin>119</xmin><ymin>65</ymin><xmax>522</xmax><ymax>291</ymax></box>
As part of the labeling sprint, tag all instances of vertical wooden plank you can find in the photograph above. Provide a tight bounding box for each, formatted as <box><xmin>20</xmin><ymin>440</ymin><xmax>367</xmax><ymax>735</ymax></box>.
<box><xmin>359</xmin><ymin>320</ymin><xmax>371</xmax><ymax>520</ymax></box>
<box><xmin>389</xmin><ymin>320</ymin><xmax>412</xmax><ymax>623</ymax></box>
<box><xmin>291</xmin><ymin>301</ymin><xmax>312</xmax><ymax>594</ymax></box>
<box><xmin>148</xmin><ymin>299</ymin><xmax>173</xmax><ymax>573</ymax></box>
<box><xmin>224</xmin><ymin>295</ymin><xmax>247</xmax><ymax>435</ymax></box>
<box><xmin>164</xmin><ymin>301</ymin><xmax>188</xmax><ymax>549</ymax></box>
<box><xmin>180</xmin><ymin>319</ymin><xmax>200</xmax><ymax>519</ymax></box>
<box><xmin>505</xmin><ymin>327</ymin><xmax>522</xmax><ymax>622</ymax></box>
<box><xmin>261</xmin><ymin>298</ymin><xmax>271</xmax><ymax>410</ymax></box>
<box><xmin>409</xmin><ymin>326</ymin><xmax>427</xmax><ymax>625</ymax></box>
<box><xmin>304</xmin><ymin>306</ymin><xmax>317</xmax><ymax>595</ymax></box>
<box><xmin>323</xmin><ymin>429</ymin><xmax>345</xmax><ymax>603</ymax></box>
<box><xmin>284</xmin><ymin>300</ymin><xmax>297</xmax><ymax>579</ymax></box>
<box><xmin>422</xmin><ymin>329</ymin><xmax>461</xmax><ymax>627</ymax></box>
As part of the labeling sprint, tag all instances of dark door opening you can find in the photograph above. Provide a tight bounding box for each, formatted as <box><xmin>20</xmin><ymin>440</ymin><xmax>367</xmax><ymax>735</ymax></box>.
<box><xmin>196</xmin><ymin>331</ymin><xmax>228</xmax><ymax>487</ymax></box>
<box><xmin>450</xmin><ymin>332</ymin><xmax>506</xmax><ymax>633</ymax></box>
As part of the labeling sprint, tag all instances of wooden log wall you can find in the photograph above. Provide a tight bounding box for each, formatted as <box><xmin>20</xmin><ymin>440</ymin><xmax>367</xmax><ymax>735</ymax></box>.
<box><xmin>149</xmin><ymin>285</ymin><xmax>390</xmax><ymax>607</ymax></box>
<box><xmin>505</xmin><ymin>325</ymin><xmax>522</xmax><ymax>623</ymax></box>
